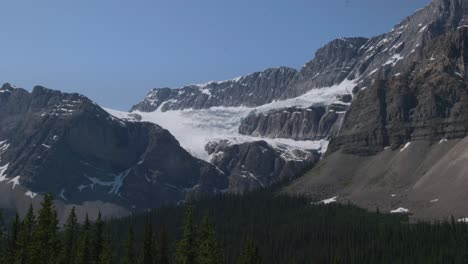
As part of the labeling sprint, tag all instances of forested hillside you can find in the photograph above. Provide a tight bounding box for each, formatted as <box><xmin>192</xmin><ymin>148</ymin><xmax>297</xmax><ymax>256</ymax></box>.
<box><xmin>1</xmin><ymin>191</ymin><xmax>468</xmax><ymax>263</ymax></box>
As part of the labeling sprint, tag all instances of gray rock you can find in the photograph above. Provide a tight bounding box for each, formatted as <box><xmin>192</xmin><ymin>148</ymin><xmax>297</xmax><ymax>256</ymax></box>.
<box><xmin>0</xmin><ymin>85</ymin><xmax>227</xmax><ymax>212</ymax></box>
<box><xmin>330</xmin><ymin>27</ymin><xmax>468</xmax><ymax>155</ymax></box>
<box><xmin>131</xmin><ymin>67</ymin><xmax>298</xmax><ymax>112</ymax></box>
<box><xmin>205</xmin><ymin>140</ymin><xmax>320</xmax><ymax>194</ymax></box>
<box><xmin>238</xmin><ymin>103</ymin><xmax>348</xmax><ymax>141</ymax></box>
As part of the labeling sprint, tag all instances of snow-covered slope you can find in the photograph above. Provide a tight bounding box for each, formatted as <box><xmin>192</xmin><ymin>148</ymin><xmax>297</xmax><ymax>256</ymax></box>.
<box><xmin>109</xmin><ymin>80</ymin><xmax>357</xmax><ymax>161</ymax></box>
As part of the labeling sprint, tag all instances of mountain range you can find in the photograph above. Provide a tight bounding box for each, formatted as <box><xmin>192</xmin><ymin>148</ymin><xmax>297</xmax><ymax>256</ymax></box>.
<box><xmin>2</xmin><ymin>0</ymin><xmax>468</xmax><ymax>221</ymax></box>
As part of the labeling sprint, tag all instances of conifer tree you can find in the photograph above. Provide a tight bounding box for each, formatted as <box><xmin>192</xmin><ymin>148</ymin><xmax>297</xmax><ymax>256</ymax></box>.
<box><xmin>5</xmin><ymin>213</ymin><xmax>20</xmax><ymax>263</ymax></box>
<box><xmin>15</xmin><ymin>205</ymin><xmax>35</xmax><ymax>264</ymax></box>
<box><xmin>75</xmin><ymin>215</ymin><xmax>92</xmax><ymax>264</ymax></box>
<box><xmin>59</xmin><ymin>207</ymin><xmax>79</xmax><ymax>264</ymax></box>
<box><xmin>196</xmin><ymin>216</ymin><xmax>222</xmax><ymax>264</ymax></box>
<box><xmin>175</xmin><ymin>203</ymin><xmax>197</xmax><ymax>264</ymax></box>
<box><xmin>143</xmin><ymin>215</ymin><xmax>154</xmax><ymax>264</ymax></box>
<box><xmin>29</xmin><ymin>194</ymin><xmax>60</xmax><ymax>264</ymax></box>
<box><xmin>237</xmin><ymin>239</ymin><xmax>262</xmax><ymax>264</ymax></box>
<box><xmin>155</xmin><ymin>226</ymin><xmax>170</xmax><ymax>264</ymax></box>
<box><xmin>92</xmin><ymin>212</ymin><xmax>105</xmax><ymax>264</ymax></box>
<box><xmin>97</xmin><ymin>226</ymin><xmax>113</xmax><ymax>264</ymax></box>
<box><xmin>121</xmin><ymin>227</ymin><xmax>137</xmax><ymax>264</ymax></box>
<box><xmin>0</xmin><ymin>209</ymin><xmax>5</xmax><ymax>264</ymax></box>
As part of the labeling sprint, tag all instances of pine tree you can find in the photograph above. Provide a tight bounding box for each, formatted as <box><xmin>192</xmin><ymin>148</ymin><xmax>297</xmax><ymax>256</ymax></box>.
<box><xmin>143</xmin><ymin>215</ymin><xmax>154</xmax><ymax>264</ymax></box>
<box><xmin>155</xmin><ymin>226</ymin><xmax>170</xmax><ymax>264</ymax></box>
<box><xmin>97</xmin><ymin>226</ymin><xmax>113</xmax><ymax>264</ymax></box>
<box><xmin>92</xmin><ymin>212</ymin><xmax>105</xmax><ymax>264</ymax></box>
<box><xmin>75</xmin><ymin>215</ymin><xmax>92</xmax><ymax>264</ymax></box>
<box><xmin>59</xmin><ymin>207</ymin><xmax>79</xmax><ymax>264</ymax></box>
<box><xmin>15</xmin><ymin>205</ymin><xmax>35</xmax><ymax>264</ymax></box>
<box><xmin>196</xmin><ymin>216</ymin><xmax>222</xmax><ymax>264</ymax></box>
<box><xmin>175</xmin><ymin>204</ymin><xmax>197</xmax><ymax>264</ymax></box>
<box><xmin>121</xmin><ymin>227</ymin><xmax>137</xmax><ymax>264</ymax></box>
<box><xmin>29</xmin><ymin>194</ymin><xmax>60</xmax><ymax>264</ymax></box>
<box><xmin>5</xmin><ymin>213</ymin><xmax>20</xmax><ymax>263</ymax></box>
<box><xmin>0</xmin><ymin>209</ymin><xmax>5</xmax><ymax>264</ymax></box>
<box><xmin>237</xmin><ymin>239</ymin><xmax>262</xmax><ymax>264</ymax></box>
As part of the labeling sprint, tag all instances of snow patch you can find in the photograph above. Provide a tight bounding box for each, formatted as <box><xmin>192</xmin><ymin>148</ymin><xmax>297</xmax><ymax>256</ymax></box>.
<box><xmin>25</xmin><ymin>191</ymin><xmax>37</xmax><ymax>199</ymax></box>
<box><xmin>315</xmin><ymin>196</ymin><xmax>338</xmax><ymax>205</ymax></box>
<box><xmin>390</xmin><ymin>207</ymin><xmax>409</xmax><ymax>214</ymax></box>
<box><xmin>430</xmin><ymin>199</ymin><xmax>439</xmax><ymax>203</ymax></box>
<box><xmin>59</xmin><ymin>188</ymin><xmax>68</xmax><ymax>201</ymax></box>
<box><xmin>0</xmin><ymin>164</ymin><xmax>9</xmax><ymax>181</ymax></box>
<box><xmin>418</xmin><ymin>25</ymin><xmax>427</xmax><ymax>33</ymax></box>
<box><xmin>400</xmin><ymin>142</ymin><xmax>411</xmax><ymax>152</ymax></box>
<box><xmin>84</xmin><ymin>169</ymin><xmax>131</xmax><ymax>195</ymax></box>
<box><xmin>383</xmin><ymin>54</ymin><xmax>404</xmax><ymax>67</ymax></box>
<box><xmin>8</xmin><ymin>176</ymin><xmax>20</xmax><ymax>190</ymax></box>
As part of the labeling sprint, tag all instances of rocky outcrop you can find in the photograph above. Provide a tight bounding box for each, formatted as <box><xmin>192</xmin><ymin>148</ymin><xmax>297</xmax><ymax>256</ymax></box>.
<box><xmin>281</xmin><ymin>38</ymin><xmax>368</xmax><ymax>98</ymax></box>
<box><xmin>0</xmin><ymin>84</ymin><xmax>227</xmax><ymax>213</ymax></box>
<box><xmin>238</xmin><ymin>96</ymin><xmax>351</xmax><ymax>140</ymax></box>
<box><xmin>131</xmin><ymin>67</ymin><xmax>298</xmax><ymax>112</ymax></box>
<box><xmin>285</xmin><ymin>1</ymin><xmax>468</xmax><ymax>219</ymax></box>
<box><xmin>205</xmin><ymin>140</ymin><xmax>320</xmax><ymax>194</ymax></box>
<box><xmin>329</xmin><ymin>27</ymin><xmax>468</xmax><ymax>155</ymax></box>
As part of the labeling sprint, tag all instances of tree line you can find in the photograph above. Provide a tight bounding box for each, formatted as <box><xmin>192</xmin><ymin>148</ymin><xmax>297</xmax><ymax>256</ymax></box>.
<box><xmin>0</xmin><ymin>194</ymin><xmax>261</xmax><ymax>264</ymax></box>
<box><xmin>3</xmin><ymin>191</ymin><xmax>468</xmax><ymax>263</ymax></box>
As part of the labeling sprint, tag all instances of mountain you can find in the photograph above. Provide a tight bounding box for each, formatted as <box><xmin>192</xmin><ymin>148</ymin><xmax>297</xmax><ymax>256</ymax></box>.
<box><xmin>131</xmin><ymin>0</ymin><xmax>468</xmax><ymax>219</ymax></box>
<box><xmin>0</xmin><ymin>83</ymin><xmax>229</xmax><ymax>220</ymax></box>
<box><xmin>286</xmin><ymin>0</ymin><xmax>468</xmax><ymax>220</ymax></box>
<box><xmin>4</xmin><ymin>0</ymin><xmax>468</xmax><ymax>220</ymax></box>
<box><xmin>130</xmin><ymin>67</ymin><xmax>298</xmax><ymax>112</ymax></box>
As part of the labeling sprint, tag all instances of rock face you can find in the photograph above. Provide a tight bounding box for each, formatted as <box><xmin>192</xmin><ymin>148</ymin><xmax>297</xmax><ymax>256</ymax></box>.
<box><xmin>282</xmin><ymin>37</ymin><xmax>368</xmax><ymax>98</ymax></box>
<box><xmin>285</xmin><ymin>0</ymin><xmax>468</xmax><ymax>219</ymax></box>
<box><xmin>205</xmin><ymin>140</ymin><xmax>320</xmax><ymax>193</ymax></box>
<box><xmin>0</xmin><ymin>84</ymin><xmax>227</xmax><ymax>214</ymax></box>
<box><xmin>131</xmin><ymin>67</ymin><xmax>298</xmax><ymax>112</ymax></box>
<box><xmin>238</xmin><ymin>100</ymin><xmax>350</xmax><ymax>141</ymax></box>
<box><xmin>330</xmin><ymin>27</ymin><xmax>468</xmax><ymax>155</ymax></box>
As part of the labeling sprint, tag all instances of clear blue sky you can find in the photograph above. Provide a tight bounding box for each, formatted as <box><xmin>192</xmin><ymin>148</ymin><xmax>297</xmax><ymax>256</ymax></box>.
<box><xmin>0</xmin><ymin>0</ymin><xmax>430</xmax><ymax>110</ymax></box>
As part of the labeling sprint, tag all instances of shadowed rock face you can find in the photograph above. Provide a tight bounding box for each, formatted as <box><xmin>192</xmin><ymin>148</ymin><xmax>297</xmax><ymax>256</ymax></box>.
<box><xmin>285</xmin><ymin>1</ymin><xmax>468</xmax><ymax>219</ymax></box>
<box><xmin>330</xmin><ymin>28</ymin><xmax>468</xmax><ymax>155</ymax></box>
<box><xmin>0</xmin><ymin>84</ymin><xmax>227</xmax><ymax>214</ymax></box>
<box><xmin>205</xmin><ymin>140</ymin><xmax>320</xmax><ymax>194</ymax></box>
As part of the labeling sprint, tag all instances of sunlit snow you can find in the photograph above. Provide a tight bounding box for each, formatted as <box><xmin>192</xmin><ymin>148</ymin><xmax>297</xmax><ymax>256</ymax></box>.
<box><xmin>400</xmin><ymin>142</ymin><xmax>411</xmax><ymax>152</ymax></box>
<box><xmin>390</xmin><ymin>207</ymin><xmax>409</xmax><ymax>214</ymax></box>
<box><xmin>314</xmin><ymin>196</ymin><xmax>338</xmax><ymax>205</ymax></box>
<box><xmin>106</xmin><ymin>80</ymin><xmax>355</xmax><ymax>161</ymax></box>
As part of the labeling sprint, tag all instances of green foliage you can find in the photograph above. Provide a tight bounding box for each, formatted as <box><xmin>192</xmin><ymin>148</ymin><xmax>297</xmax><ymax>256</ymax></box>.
<box><xmin>8</xmin><ymin>189</ymin><xmax>468</xmax><ymax>263</ymax></box>
<box><xmin>121</xmin><ymin>227</ymin><xmax>136</xmax><ymax>264</ymax></box>
<box><xmin>92</xmin><ymin>212</ymin><xmax>105</xmax><ymax>264</ymax></box>
<box><xmin>75</xmin><ymin>215</ymin><xmax>91</xmax><ymax>264</ymax></box>
<box><xmin>155</xmin><ymin>226</ymin><xmax>170</xmax><ymax>264</ymax></box>
<box><xmin>143</xmin><ymin>215</ymin><xmax>154</xmax><ymax>264</ymax></box>
<box><xmin>15</xmin><ymin>205</ymin><xmax>35</xmax><ymax>264</ymax></box>
<box><xmin>29</xmin><ymin>193</ymin><xmax>60</xmax><ymax>264</ymax></box>
<box><xmin>175</xmin><ymin>204</ymin><xmax>197</xmax><ymax>264</ymax></box>
<box><xmin>196</xmin><ymin>216</ymin><xmax>222</xmax><ymax>264</ymax></box>
<box><xmin>237</xmin><ymin>239</ymin><xmax>262</xmax><ymax>264</ymax></box>
<box><xmin>4</xmin><ymin>213</ymin><xmax>20</xmax><ymax>263</ymax></box>
<box><xmin>97</xmin><ymin>226</ymin><xmax>113</xmax><ymax>264</ymax></box>
<box><xmin>59</xmin><ymin>207</ymin><xmax>79</xmax><ymax>264</ymax></box>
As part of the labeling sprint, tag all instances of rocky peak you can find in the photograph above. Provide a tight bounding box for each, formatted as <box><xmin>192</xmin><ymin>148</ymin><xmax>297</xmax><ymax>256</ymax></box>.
<box><xmin>131</xmin><ymin>67</ymin><xmax>298</xmax><ymax>112</ymax></box>
<box><xmin>282</xmin><ymin>37</ymin><xmax>368</xmax><ymax>98</ymax></box>
<box><xmin>1</xmin><ymin>83</ymin><xmax>15</xmax><ymax>91</ymax></box>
